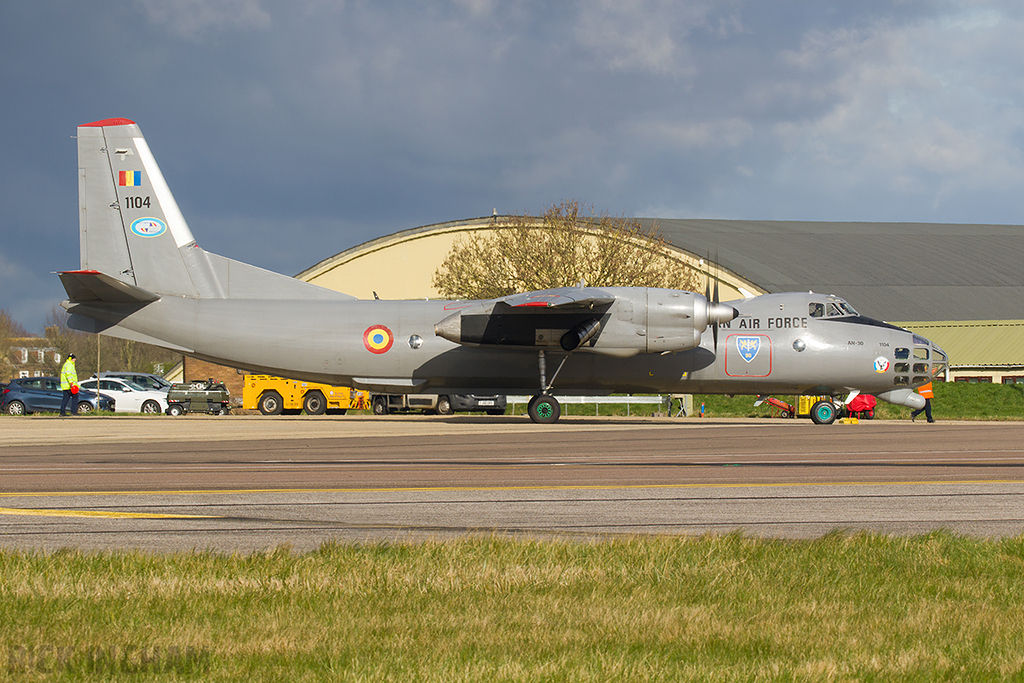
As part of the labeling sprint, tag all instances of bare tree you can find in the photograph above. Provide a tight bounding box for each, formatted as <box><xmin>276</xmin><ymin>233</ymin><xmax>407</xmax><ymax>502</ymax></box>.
<box><xmin>44</xmin><ymin>306</ymin><xmax>92</xmax><ymax>375</ymax></box>
<box><xmin>0</xmin><ymin>309</ymin><xmax>29</xmax><ymax>380</ymax></box>
<box><xmin>44</xmin><ymin>306</ymin><xmax>179</xmax><ymax>378</ymax></box>
<box><xmin>433</xmin><ymin>200</ymin><xmax>700</xmax><ymax>300</ymax></box>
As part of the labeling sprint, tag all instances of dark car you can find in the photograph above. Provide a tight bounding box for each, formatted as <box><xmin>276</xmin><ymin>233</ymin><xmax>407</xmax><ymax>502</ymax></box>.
<box><xmin>1</xmin><ymin>376</ymin><xmax>115</xmax><ymax>415</ymax></box>
<box><xmin>98</xmin><ymin>372</ymin><xmax>172</xmax><ymax>392</ymax></box>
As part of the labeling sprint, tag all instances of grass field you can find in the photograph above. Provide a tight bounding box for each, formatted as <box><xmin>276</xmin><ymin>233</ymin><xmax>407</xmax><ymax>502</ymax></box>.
<box><xmin>502</xmin><ymin>382</ymin><xmax>1024</xmax><ymax>421</ymax></box>
<box><xmin>4</xmin><ymin>534</ymin><xmax>1024</xmax><ymax>681</ymax></box>
<box><xmin>698</xmin><ymin>381</ymin><xmax>1024</xmax><ymax>421</ymax></box>
<box><xmin>5</xmin><ymin>384</ymin><xmax>1023</xmax><ymax>681</ymax></box>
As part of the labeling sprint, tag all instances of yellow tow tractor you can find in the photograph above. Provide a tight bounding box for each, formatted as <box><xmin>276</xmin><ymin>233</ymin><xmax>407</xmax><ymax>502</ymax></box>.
<box><xmin>243</xmin><ymin>375</ymin><xmax>369</xmax><ymax>415</ymax></box>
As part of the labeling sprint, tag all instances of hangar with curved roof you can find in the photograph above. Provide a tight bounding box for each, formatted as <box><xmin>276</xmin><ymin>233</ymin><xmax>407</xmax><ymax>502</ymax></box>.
<box><xmin>297</xmin><ymin>217</ymin><xmax>1024</xmax><ymax>383</ymax></box>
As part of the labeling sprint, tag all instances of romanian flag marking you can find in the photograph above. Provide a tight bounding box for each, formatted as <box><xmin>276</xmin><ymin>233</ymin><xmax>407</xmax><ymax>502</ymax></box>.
<box><xmin>363</xmin><ymin>325</ymin><xmax>394</xmax><ymax>354</ymax></box>
<box><xmin>119</xmin><ymin>170</ymin><xmax>142</xmax><ymax>186</ymax></box>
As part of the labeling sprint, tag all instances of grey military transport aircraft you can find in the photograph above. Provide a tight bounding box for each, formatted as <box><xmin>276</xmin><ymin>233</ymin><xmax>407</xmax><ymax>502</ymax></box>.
<box><xmin>59</xmin><ymin>118</ymin><xmax>946</xmax><ymax>424</ymax></box>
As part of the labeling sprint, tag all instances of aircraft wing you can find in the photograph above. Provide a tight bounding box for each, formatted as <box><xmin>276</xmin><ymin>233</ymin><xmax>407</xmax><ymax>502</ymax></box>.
<box><xmin>436</xmin><ymin>285</ymin><xmax>736</xmax><ymax>356</ymax></box>
<box><xmin>494</xmin><ymin>287</ymin><xmax>616</xmax><ymax>310</ymax></box>
<box><xmin>435</xmin><ymin>287</ymin><xmax>617</xmax><ymax>352</ymax></box>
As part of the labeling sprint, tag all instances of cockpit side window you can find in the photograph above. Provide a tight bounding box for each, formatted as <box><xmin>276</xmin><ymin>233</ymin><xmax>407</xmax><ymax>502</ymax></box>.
<box><xmin>809</xmin><ymin>303</ymin><xmax>824</xmax><ymax>318</ymax></box>
<box><xmin>821</xmin><ymin>298</ymin><xmax>859</xmax><ymax>317</ymax></box>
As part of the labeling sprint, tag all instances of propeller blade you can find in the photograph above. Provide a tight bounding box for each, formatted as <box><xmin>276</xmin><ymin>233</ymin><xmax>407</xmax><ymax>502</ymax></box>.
<box><xmin>713</xmin><ymin>248</ymin><xmax>720</xmax><ymax>303</ymax></box>
<box><xmin>712</xmin><ymin>249</ymin><xmax>720</xmax><ymax>351</ymax></box>
<box><xmin>704</xmin><ymin>251</ymin><xmax>711</xmax><ymax>302</ymax></box>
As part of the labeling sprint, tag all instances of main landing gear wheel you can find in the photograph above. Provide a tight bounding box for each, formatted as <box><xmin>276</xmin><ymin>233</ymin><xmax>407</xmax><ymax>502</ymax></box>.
<box><xmin>527</xmin><ymin>394</ymin><xmax>561</xmax><ymax>424</ymax></box>
<box><xmin>810</xmin><ymin>399</ymin><xmax>838</xmax><ymax>425</ymax></box>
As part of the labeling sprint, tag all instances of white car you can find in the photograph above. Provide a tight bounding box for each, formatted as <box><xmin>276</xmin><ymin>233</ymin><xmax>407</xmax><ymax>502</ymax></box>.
<box><xmin>79</xmin><ymin>377</ymin><xmax>168</xmax><ymax>414</ymax></box>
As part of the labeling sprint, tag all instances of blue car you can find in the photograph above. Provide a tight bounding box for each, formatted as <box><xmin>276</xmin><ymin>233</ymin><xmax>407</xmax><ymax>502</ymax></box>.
<box><xmin>2</xmin><ymin>376</ymin><xmax>115</xmax><ymax>415</ymax></box>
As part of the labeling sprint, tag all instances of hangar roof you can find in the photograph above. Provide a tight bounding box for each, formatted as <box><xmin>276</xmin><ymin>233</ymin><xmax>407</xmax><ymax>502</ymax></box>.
<box><xmin>303</xmin><ymin>216</ymin><xmax>1024</xmax><ymax>326</ymax></box>
<box><xmin>641</xmin><ymin>219</ymin><xmax>1024</xmax><ymax>323</ymax></box>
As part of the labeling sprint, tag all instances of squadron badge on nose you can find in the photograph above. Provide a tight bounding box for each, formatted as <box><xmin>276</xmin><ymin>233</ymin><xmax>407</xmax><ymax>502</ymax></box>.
<box><xmin>737</xmin><ymin>336</ymin><xmax>760</xmax><ymax>363</ymax></box>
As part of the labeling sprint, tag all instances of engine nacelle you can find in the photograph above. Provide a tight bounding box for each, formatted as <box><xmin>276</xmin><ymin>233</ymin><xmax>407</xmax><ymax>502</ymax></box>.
<box><xmin>646</xmin><ymin>290</ymin><xmax>737</xmax><ymax>353</ymax></box>
<box><xmin>434</xmin><ymin>287</ymin><xmax>737</xmax><ymax>356</ymax></box>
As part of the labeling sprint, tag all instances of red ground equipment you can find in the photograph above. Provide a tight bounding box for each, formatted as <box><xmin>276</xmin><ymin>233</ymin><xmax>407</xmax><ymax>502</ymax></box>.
<box><xmin>846</xmin><ymin>394</ymin><xmax>876</xmax><ymax>419</ymax></box>
<box><xmin>755</xmin><ymin>395</ymin><xmax>794</xmax><ymax>418</ymax></box>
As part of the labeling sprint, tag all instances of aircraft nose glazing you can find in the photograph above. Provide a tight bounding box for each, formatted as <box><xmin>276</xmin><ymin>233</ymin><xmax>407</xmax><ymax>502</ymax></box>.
<box><xmin>928</xmin><ymin>340</ymin><xmax>949</xmax><ymax>381</ymax></box>
<box><xmin>908</xmin><ymin>331</ymin><xmax>948</xmax><ymax>383</ymax></box>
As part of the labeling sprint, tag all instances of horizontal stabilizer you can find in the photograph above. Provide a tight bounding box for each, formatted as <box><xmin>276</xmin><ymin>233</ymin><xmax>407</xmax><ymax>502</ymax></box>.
<box><xmin>59</xmin><ymin>270</ymin><xmax>159</xmax><ymax>304</ymax></box>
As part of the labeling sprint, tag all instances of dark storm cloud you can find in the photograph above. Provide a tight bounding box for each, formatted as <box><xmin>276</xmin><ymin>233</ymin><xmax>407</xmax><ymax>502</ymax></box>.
<box><xmin>2</xmin><ymin>0</ymin><xmax>1023</xmax><ymax>330</ymax></box>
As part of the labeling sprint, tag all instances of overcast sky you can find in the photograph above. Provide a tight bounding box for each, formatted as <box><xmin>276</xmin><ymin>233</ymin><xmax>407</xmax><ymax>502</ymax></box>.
<box><xmin>2</xmin><ymin>1</ymin><xmax>1023</xmax><ymax>332</ymax></box>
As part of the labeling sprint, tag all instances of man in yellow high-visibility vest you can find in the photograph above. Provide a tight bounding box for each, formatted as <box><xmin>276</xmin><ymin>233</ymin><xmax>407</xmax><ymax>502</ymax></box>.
<box><xmin>59</xmin><ymin>353</ymin><xmax>79</xmax><ymax>416</ymax></box>
<box><xmin>910</xmin><ymin>382</ymin><xmax>934</xmax><ymax>423</ymax></box>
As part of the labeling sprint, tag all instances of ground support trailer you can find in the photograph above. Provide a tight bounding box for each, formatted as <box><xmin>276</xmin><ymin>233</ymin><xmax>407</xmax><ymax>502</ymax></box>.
<box><xmin>166</xmin><ymin>379</ymin><xmax>230</xmax><ymax>416</ymax></box>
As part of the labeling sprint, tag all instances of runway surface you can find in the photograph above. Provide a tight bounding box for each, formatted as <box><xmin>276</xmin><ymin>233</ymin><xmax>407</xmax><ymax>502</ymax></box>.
<box><xmin>2</xmin><ymin>415</ymin><xmax>1024</xmax><ymax>552</ymax></box>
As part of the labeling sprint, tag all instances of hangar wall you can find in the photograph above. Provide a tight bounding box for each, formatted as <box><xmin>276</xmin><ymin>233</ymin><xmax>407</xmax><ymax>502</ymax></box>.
<box><xmin>296</xmin><ymin>217</ymin><xmax>758</xmax><ymax>302</ymax></box>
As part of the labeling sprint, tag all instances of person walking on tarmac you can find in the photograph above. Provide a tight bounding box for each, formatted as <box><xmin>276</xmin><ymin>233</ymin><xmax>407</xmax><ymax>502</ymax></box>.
<box><xmin>910</xmin><ymin>381</ymin><xmax>935</xmax><ymax>423</ymax></box>
<box><xmin>59</xmin><ymin>353</ymin><xmax>79</xmax><ymax>416</ymax></box>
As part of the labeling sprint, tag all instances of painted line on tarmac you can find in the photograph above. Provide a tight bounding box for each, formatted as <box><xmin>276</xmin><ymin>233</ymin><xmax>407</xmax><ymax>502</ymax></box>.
<box><xmin>2</xmin><ymin>479</ymin><xmax>1024</xmax><ymax>499</ymax></box>
<box><xmin>0</xmin><ymin>507</ymin><xmax>220</xmax><ymax>520</ymax></box>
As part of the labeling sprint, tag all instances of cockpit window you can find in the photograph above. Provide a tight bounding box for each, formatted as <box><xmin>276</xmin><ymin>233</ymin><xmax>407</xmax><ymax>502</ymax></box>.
<box><xmin>823</xmin><ymin>298</ymin><xmax>858</xmax><ymax>317</ymax></box>
<box><xmin>809</xmin><ymin>303</ymin><xmax>824</xmax><ymax>318</ymax></box>
<box><xmin>835</xmin><ymin>300</ymin><xmax>858</xmax><ymax>316</ymax></box>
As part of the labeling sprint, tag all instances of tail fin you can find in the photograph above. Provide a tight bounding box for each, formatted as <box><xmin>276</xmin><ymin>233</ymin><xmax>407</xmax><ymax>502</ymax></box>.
<box><xmin>77</xmin><ymin>118</ymin><xmax>221</xmax><ymax>297</ymax></box>
<box><xmin>74</xmin><ymin>118</ymin><xmax>348</xmax><ymax>301</ymax></box>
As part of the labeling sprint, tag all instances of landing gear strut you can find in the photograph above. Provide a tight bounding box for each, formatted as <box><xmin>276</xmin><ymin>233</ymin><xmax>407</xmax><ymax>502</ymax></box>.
<box><xmin>528</xmin><ymin>350</ymin><xmax>566</xmax><ymax>424</ymax></box>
